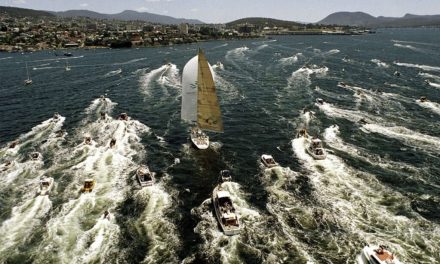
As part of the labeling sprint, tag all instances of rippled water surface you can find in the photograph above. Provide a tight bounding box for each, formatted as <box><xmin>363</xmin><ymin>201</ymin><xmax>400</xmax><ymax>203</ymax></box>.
<box><xmin>0</xmin><ymin>28</ymin><xmax>439</xmax><ymax>264</ymax></box>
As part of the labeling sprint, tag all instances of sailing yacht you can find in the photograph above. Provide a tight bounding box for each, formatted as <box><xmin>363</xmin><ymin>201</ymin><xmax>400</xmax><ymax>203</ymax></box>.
<box><xmin>181</xmin><ymin>49</ymin><xmax>223</xmax><ymax>149</ymax></box>
<box><xmin>24</xmin><ymin>62</ymin><xmax>32</xmax><ymax>85</ymax></box>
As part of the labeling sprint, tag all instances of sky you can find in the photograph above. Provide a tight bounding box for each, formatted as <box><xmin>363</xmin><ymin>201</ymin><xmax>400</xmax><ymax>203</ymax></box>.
<box><xmin>1</xmin><ymin>0</ymin><xmax>440</xmax><ymax>23</ymax></box>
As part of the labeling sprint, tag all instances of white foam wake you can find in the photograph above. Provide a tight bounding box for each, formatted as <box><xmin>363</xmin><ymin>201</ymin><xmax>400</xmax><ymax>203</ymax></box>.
<box><xmin>394</xmin><ymin>62</ymin><xmax>440</xmax><ymax>72</ymax></box>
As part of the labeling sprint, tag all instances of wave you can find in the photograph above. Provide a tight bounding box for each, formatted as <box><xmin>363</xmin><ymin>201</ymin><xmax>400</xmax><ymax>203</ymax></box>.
<box><xmin>0</xmin><ymin>56</ymin><xmax>13</xmax><ymax>61</ymax></box>
<box><xmin>416</xmin><ymin>100</ymin><xmax>440</xmax><ymax>115</ymax></box>
<box><xmin>104</xmin><ymin>68</ymin><xmax>122</xmax><ymax>77</ymax></box>
<box><xmin>427</xmin><ymin>80</ymin><xmax>440</xmax><ymax>89</ymax></box>
<box><xmin>418</xmin><ymin>72</ymin><xmax>440</xmax><ymax>81</ymax></box>
<box><xmin>394</xmin><ymin>62</ymin><xmax>440</xmax><ymax>72</ymax></box>
<box><xmin>370</xmin><ymin>59</ymin><xmax>389</xmax><ymax>68</ymax></box>
<box><xmin>393</xmin><ymin>43</ymin><xmax>423</xmax><ymax>52</ymax></box>
<box><xmin>322</xmin><ymin>49</ymin><xmax>340</xmax><ymax>56</ymax></box>
<box><xmin>139</xmin><ymin>64</ymin><xmax>181</xmax><ymax>97</ymax></box>
<box><xmin>279</xmin><ymin>53</ymin><xmax>303</xmax><ymax>65</ymax></box>
<box><xmin>113</xmin><ymin>57</ymin><xmax>147</xmax><ymax>65</ymax></box>
<box><xmin>361</xmin><ymin>124</ymin><xmax>440</xmax><ymax>154</ymax></box>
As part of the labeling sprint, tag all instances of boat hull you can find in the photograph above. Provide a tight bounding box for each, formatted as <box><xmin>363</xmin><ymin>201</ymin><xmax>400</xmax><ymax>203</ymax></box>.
<box><xmin>190</xmin><ymin>134</ymin><xmax>209</xmax><ymax>149</ymax></box>
<box><xmin>306</xmin><ymin>147</ymin><xmax>327</xmax><ymax>160</ymax></box>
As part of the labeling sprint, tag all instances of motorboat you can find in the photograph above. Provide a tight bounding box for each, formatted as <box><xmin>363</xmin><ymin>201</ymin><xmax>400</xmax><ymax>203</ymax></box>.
<box><xmin>119</xmin><ymin>113</ymin><xmax>128</xmax><ymax>121</ymax></box>
<box><xmin>29</xmin><ymin>151</ymin><xmax>42</xmax><ymax>161</ymax></box>
<box><xmin>316</xmin><ymin>98</ymin><xmax>325</xmax><ymax>105</ymax></box>
<box><xmin>212</xmin><ymin>185</ymin><xmax>241</xmax><ymax>236</ymax></box>
<box><xmin>190</xmin><ymin>127</ymin><xmax>209</xmax><ymax>150</ymax></box>
<box><xmin>136</xmin><ymin>165</ymin><xmax>154</xmax><ymax>187</ymax></box>
<box><xmin>1</xmin><ymin>160</ymin><xmax>14</xmax><ymax>171</ymax></box>
<box><xmin>53</xmin><ymin>112</ymin><xmax>60</xmax><ymax>120</ymax></box>
<box><xmin>359</xmin><ymin>245</ymin><xmax>402</xmax><ymax>264</ymax></box>
<box><xmin>394</xmin><ymin>71</ymin><xmax>400</xmax><ymax>76</ymax></box>
<box><xmin>109</xmin><ymin>138</ymin><xmax>116</xmax><ymax>148</ymax></box>
<box><xmin>306</xmin><ymin>138</ymin><xmax>327</xmax><ymax>160</ymax></box>
<box><xmin>55</xmin><ymin>129</ymin><xmax>67</xmax><ymax>138</ymax></box>
<box><xmin>64</xmin><ymin>52</ymin><xmax>72</xmax><ymax>57</ymax></box>
<box><xmin>261</xmin><ymin>154</ymin><xmax>279</xmax><ymax>168</ymax></box>
<box><xmin>219</xmin><ymin>170</ymin><xmax>232</xmax><ymax>182</ymax></box>
<box><xmin>82</xmin><ymin>179</ymin><xmax>96</xmax><ymax>192</ymax></box>
<box><xmin>9</xmin><ymin>140</ymin><xmax>19</xmax><ymax>148</ymax></box>
<box><xmin>38</xmin><ymin>177</ymin><xmax>54</xmax><ymax>195</ymax></box>
<box><xmin>297</xmin><ymin>128</ymin><xmax>308</xmax><ymax>138</ymax></box>
<box><xmin>84</xmin><ymin>136</ymin><xmax>92</xmax><ymax>145</ymax></box>
<box><xmin>419</xmin><ymin>96</ymin><xmax>428</xmax><ymax>103</ymax></box>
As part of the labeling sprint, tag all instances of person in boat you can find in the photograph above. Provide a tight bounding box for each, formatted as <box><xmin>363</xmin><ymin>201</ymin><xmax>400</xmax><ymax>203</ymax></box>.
<box><xmin>315</xmin><ymin>149</ymin><xmax>323</xmax><ymax>155</ymax></box>
<box><xmin>30</xmin><ymin>152</ymin><xmax>40</xmax><ymax>160</ymax></box>
<box><xmin>53</xmin><ymin>112</ymin><xmax>60</xmax><ymax>120</ymax></box>
<box><xmin>359</xmin><ymin>118</ymin><xmax>368</xmax><ymax>125</ymax></box>
<box><xmin>316</xmin><ymin>98</ymin><xmax>324</xmax><ymax>105</ymax></box>
<box><xmin>109</xmin><ymin>138</ymin><xmax>116</xmax><ymax>148</ymax></box>
<box><xmin>420</xmin><ymin>96</ymin><xmax>428</xmax><ymax>102</ymax></box>
<box><xmin>55</xmin><ymin>130</ymin><xmax>65</xmax><ymax>137</ymax></box>
<box><xmin>100</xmin><ymin>111</ymin><xmax>106</xmax><ymax>120</ymax></box>
<box><xmin>297</xmin><ymin>128</ymin><xmax>308</xmax><ymax>138</ymax></box>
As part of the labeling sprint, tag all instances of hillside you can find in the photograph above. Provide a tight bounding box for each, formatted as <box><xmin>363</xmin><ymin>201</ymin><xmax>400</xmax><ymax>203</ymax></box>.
<box><xmin>0</xmin><ymin>6</ymin><xmax>55</xmax><ymax>17</ymax></box>
<box><xmin>227</xmin><ymin>17</ymin><xmax>303</xmax><ymax>28</ymax></box>
<box><xmin>318</xmin><ymin>11</ymin><xmax>440</xmax><ymax>27</ymax></box>
<box><xmin>54</xmin><ymin>9</ymin><xmax>204</xmax><ymax>24</ymax></box>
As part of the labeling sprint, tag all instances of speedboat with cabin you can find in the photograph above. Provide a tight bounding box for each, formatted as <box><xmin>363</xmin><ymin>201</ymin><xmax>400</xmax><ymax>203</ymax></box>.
<box><xmin>136</xmin><ymin>165</ymin><xmax>154</xmax><ymax>187</ymax></box>
<box><xmin>190</xmin><ymin>127</ymin><xmax>209</xmax><ymax>150</ymax></box>
<box><xmin>38</xmin><ymin>177</ymin><xmax>54</xmax><ymax>195</ymax></box>
<box><xmin>261</xmin><ymin>154</ymin><xmax>279</xmax><ymax>168</ymax></box>
<box><xmin>359</xmin><ymin>245</ymin><xmax>402</xmax><ymax>264</ymax></box>
<box><xmin>181</xmin><ymin>49</ymin><xmax>224</xmax><ymax>150</ymax></box>
<box><xmin>219</xmin><ymin>170</ymin><xmax>232</xmax><ymax>182</ymax></box>
<box><xmin>82</xmin><ymin>179</ymin><xmax>96</xmax><ymax>192</ymax></box>
<box><xmin>306</xmin><ymin>137</ymin><xmax>327</xmax><ymax>160</ymax></box>
<box><xmin>212</xmin><ymin>185</ymin><xmax>241</xmax><ymax>236</ymax></box>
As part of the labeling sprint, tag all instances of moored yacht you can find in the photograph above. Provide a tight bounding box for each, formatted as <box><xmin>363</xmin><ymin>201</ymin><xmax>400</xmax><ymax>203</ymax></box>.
<box><xmin>38</xmin><ymin>177</ymin><xmax>54</xmax><ymax>195</ymax></box>
<box><xmin>136</xmin><ymin>165</ymin><xmax>155</xmax><ymax>187</ymax></box>
<box><xmin>261</xmin><ymin>154</ymin><xmax>279</xmax><ymax>168</ymax></box>
<box><xmin>359</xmin><ymin>245</ymin><xmax>402</xmax><ymax>264</ymax></box>
<box><xmin>306</xmin><ymin>137</ymin><xmax>327</xmax><ymax>160</ymax></box>
<box><xmin>190</xmin><ymin>127</ymin><xmax>209</xmax><ymax>149</ymax></box>
<box><xmin>212</xmin><ymin>184</ymin><xmax>240</xmax><ymax>236</ymax></box>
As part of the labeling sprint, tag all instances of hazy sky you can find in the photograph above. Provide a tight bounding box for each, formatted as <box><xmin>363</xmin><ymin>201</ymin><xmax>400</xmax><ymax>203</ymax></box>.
<box><xmin>2</xmin><ymin>0</ymin><xmax>440</xmax><ymax>23</ymax></box>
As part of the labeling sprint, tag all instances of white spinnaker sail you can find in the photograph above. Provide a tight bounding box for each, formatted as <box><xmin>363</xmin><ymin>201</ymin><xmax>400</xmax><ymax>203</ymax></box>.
<box><xmin>181</xmin><ymin>55</ymin><xmax>198</xmax><ymax>122</ymax></box>
<box><xmin>181</xmin><ymin>54</ymin><xmax>217</xmax><ymax>123</ymax></box>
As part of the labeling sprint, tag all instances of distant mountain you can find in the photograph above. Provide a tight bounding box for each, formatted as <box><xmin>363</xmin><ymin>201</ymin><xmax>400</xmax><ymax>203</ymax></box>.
<box><xmin>227</xmin><ymin>17</ymin><xmax>303</xmax><ymax>28</ymax></box>
<box><xmin>54</xmin><ymin>9</ymin><xmax>204</xmax><ymax>24</ymax></box>
<box><xmin>318</xmin><ymin>11</ymin><xmax>440</xmax><ymax>27</ymax></box>
<box><xmin>0</xmin><ymin>6</ymin><xmax>55</xmax><ymax>17</ymax></box>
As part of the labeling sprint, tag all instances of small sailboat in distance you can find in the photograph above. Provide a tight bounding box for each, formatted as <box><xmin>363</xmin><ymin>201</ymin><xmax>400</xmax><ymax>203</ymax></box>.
<box><xmin>181</xmin><ymin>49</ymin><xmax>223</xmax><ymax>149</ymax></box>
<box><xmin>24</xmin><ymin>62</ymin><xmax>32</xmax><ymax>85</ymax></box>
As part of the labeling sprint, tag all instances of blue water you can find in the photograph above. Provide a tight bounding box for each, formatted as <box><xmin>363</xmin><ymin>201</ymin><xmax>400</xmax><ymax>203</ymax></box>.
<box><xmin>0</xmin><ymin>28</ymin><xmax>439</xmax><ymax>263</ymax></box>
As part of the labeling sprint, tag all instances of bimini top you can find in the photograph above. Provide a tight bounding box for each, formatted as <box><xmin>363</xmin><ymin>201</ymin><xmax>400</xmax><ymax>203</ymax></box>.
<box><xmin>217</xmin><ymin>190</ymin><xmax>231</xmax><ymax>199</ymax></box>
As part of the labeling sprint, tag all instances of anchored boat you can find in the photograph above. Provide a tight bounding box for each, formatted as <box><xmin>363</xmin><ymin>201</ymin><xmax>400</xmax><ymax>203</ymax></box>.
<box><xmin>212</xmin><ymin>184</ymin><xmax>240</xmax><ymax>236</ymax></box>
<box><xmin>136</xmin><ymin>165</ymin><xmax>155</xmax><ymax>187</ymax></box>
<box><xmin>181</xmin><ymin>49</ymin><xmax>223</xmax><ymax>149</ymax></box>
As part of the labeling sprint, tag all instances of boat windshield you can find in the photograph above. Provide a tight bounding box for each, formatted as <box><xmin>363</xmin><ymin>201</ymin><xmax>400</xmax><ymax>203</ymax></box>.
<box><xmin>143</xmin><ymin>174</ymin><xmax>151</xmax><ymax>181</ymax></box>
<box><xmin>225</xmin><ymin>218</ymin><xmax>238</xmax><ymax>226</ymax></box>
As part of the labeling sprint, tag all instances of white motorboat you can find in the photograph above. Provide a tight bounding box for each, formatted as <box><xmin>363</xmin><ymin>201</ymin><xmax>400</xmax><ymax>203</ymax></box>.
<box><xmin>137</xmin><ymin>165</ymin><xmax>154</xmax><ymax>187</ymax></box>
<box><xmin>306</xmin><ymin>138</ymin><xmax>327</xmax><ymax>160</ymax></box>
<box><xmin>29</xmin><ymin>151</ymin><xmax>42</xmax><ymax>161</ymax></box>
<box><xmin>219</xmin><ymin>170</ymin><xmax>232</xmax><ymax>182</ymax></box>
<box><xmin>359</xmin><ymin>245</ymin><xmax>402</xmax><ymax>264</ymax></box>
<box><xmin>212</xmin><ymin>185</ymin><xmax>240</xmax><ymax>236</ymax></box>
<box><xmin>38</xmin><ymin>177</ymin><xmax>54</xmax><ymax>195</ymax></box>
<box><xmin>190</xmin><ymin>127</ymin><xmax>209</xmax><ymax>150</ymax></box>
<box><xmin>261</xmin><ymin>154</ymin><xmax>279</xmax><ymax>168</ymax></box>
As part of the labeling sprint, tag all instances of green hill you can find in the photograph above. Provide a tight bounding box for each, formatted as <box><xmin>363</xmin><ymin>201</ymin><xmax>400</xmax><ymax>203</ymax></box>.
<box><xmin>0</xmin><ymin>6</ymin><xmax>55</xmax><ymax>17</ymax></box>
